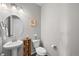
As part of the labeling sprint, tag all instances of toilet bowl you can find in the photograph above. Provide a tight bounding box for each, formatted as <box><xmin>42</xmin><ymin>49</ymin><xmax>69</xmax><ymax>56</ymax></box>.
<box><xmin>36</xmin><ymin>47</ymin><xmax>46</xmax><ymax>56</ymax></box>
<box><xmin>32</xmin><ymin>40</ymin><xmax>47</xmax><ymax>56</ymax></box>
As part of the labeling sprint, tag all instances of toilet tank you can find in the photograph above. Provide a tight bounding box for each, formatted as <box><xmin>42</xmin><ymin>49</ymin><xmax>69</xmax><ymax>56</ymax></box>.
<box><xmin>32</xmin><ymin>40</ymin><xmax>40</xmax><ymax>48</ymax></box>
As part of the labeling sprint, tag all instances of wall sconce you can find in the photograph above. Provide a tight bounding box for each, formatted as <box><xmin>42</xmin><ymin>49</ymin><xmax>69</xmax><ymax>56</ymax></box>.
<box><xmin>1</xmin><ymin>3</ymin><xmax>8</xmax><ymax>9</ymax></box>
<box><xmin>30</xmin><ymin>16</ymin><xmax>38</xmax><ymax>28</ymax></box>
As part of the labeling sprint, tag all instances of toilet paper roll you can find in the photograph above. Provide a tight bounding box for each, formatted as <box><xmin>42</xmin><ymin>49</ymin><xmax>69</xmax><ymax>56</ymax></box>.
<box><xmin>51</xmin><ymin>44</ymin><xmax>56</xmax><ymax>48</ymax></box>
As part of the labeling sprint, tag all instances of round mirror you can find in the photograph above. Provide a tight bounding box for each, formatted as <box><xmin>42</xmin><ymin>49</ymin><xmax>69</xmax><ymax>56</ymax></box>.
<box><xmin>4</xmin><ymin>15</ymin><xmax>24</xmax><ymax>38</ymax></box>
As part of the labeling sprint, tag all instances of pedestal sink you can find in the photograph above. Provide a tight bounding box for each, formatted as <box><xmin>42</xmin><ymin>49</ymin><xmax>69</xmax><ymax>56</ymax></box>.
<box><xmin>3</xmin><ymin>40</ymin><xmax>23</xmax><ymax>56</ymax></box>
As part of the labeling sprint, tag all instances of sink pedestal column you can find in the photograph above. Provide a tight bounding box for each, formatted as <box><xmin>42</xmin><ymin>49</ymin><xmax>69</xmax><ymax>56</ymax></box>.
<box><xmin>12</xmin><ymin>48</ymin><xmax>17</xmax><ymax>56</ymax></box>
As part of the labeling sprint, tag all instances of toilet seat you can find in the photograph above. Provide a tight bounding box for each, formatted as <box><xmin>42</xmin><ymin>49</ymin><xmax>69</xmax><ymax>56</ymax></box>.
<box><xmin>36</xmin><ymin>47</ymin><xmax>46</xmax><ymax>56</ymax></box>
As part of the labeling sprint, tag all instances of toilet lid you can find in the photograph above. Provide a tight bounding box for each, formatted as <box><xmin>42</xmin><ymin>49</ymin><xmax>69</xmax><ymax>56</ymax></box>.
<box><xmin>36</xmin><ymin>47</ymin><xmax>46</xmax><ymax>55</ymax></box>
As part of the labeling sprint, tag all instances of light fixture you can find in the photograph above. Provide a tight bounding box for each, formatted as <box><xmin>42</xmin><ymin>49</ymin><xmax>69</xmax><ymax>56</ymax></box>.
<box><xmin>19</xmin><ymin>8</ymin><xmax>24</xmax><ymax>13</ymax></box>
<box><xmin>18</xmin><ymin>7</ymin><xmax>24</xmax><ymax>14</ymax></box>
<box><xmin>31</xmin><ymin>17</ymin><xmax>38</xmax><ymax>27</ymax></box>
<box><xmin>1</xmin><ymin>3</ymin><xmax>8</xmax><ymax>9</ymax></box>
<box><xmin>10</xmin><ymin>3</ymin><xmax>17</xmax><ymax>11</ymax></box>
<box><xmin>12</xmin><ymin>6</ymin><xmax>17</xmax><ymax>10</ymax></box>
<box><xmin>0</xmin><ymin>3</ymin><xmax>24</xmax><ymax>14</ymax></box>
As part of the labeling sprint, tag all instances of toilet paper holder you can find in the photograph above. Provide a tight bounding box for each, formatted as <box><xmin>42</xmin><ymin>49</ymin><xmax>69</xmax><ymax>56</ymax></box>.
<box><xmin>51</xmin><ymin>44</ymin><xmax>57</xmax><ymax>49</ymax></box>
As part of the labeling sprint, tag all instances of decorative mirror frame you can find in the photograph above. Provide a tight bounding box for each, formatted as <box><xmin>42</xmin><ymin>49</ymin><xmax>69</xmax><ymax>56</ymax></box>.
<box><xmin>3</xmin><ymin>14</ymin><xmax>24</xmax><ymax>39</ymax></box>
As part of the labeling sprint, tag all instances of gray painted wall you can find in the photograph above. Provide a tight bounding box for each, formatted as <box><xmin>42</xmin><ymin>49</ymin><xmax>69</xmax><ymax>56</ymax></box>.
<box><xmin>41</xmin><ymin>4</ymin><xmax>64</xmax><ymax>56</ymax></box>
<box><xmin>41</xmin><ymin>3</ymin><xmax>79</xmax><ymax>56</ymax></box>
<box><xmin>66</xmin><ymin>4</ymin><xmax>79</xmax><ymax>56</ymax></box>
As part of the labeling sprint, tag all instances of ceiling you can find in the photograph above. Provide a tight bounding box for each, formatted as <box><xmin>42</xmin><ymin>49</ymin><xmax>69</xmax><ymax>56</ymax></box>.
<box><xmin>36</xmin><ymin>3</ymin><xmax>45</xmax><ymax>7</ymax></box>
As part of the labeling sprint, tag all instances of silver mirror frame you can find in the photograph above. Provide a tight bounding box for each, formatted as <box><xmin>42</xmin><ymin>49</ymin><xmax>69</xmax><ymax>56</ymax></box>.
<box><xmin>3</xmin><ymin>14</ymin><xmax>24</xmax><ymax>39</ymax></box>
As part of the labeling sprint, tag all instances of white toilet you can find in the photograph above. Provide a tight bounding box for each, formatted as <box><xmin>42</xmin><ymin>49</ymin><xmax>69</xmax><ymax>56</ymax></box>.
<box><xmin>32</xmin><ymin>40</ymin><xmax>47</xmax><ymax>56</ymax></box>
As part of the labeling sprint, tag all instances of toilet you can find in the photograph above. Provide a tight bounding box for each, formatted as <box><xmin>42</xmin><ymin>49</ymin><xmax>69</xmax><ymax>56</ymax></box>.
<box><xmin>32</xmin><ymin>40</ymin><xmax>47</xmax><ymax>56</ymax></box>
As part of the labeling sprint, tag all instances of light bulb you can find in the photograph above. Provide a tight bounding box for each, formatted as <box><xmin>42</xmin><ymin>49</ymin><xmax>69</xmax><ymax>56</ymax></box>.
<box><xmin>19</xmin><ymin>8</ymin><xmax>24</xmax><ymax>13</ymax></box>
<box><xmin>12</xmin><ymin>6</ymin><xmax>16</xmax><ymax>10</ymax></box>
<box><xmin>1</xmin><ymin>4</ymin><xmax>8</xmax><ymax>9</ymax></box>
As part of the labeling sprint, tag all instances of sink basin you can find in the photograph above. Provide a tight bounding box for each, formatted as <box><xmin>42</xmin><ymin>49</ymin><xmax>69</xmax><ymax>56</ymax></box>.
<box><xmin>3</xmin><ymin>40</ymin><xmax>23</xmax><ymax>56</ymax></box>
<box><xmin>3</xmin><ymin>40</ymin><xmax>23</xmax><ymax>49</ymax></box>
